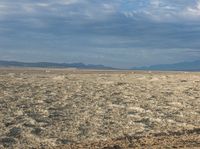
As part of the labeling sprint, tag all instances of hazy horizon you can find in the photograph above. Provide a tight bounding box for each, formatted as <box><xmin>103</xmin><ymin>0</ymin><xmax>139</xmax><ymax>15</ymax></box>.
<box><xmin>1</xmin><ymin>0</ymin><xmax>200</xmax><ymax>68</ymax></box>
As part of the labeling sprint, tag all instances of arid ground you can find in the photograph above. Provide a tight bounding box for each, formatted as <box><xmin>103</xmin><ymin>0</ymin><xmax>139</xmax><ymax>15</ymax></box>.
<box><xmin>0</xmin><ymin>68</ymin><xmax>200</xmax><ymax>148</ymax></box>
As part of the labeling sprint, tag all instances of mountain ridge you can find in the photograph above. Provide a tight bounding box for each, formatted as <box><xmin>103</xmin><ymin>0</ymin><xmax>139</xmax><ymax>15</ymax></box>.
<box><xmin>1</xmin><ymin>60</ymin><xmax>200</xmax><ymax>71</ymax></box>
<box><xmin>0</xmin><ymin>60</ymin><xmax>115</xmax><ymax>70</ymax></box>
<box><xmin>132</xmin><ymin>60</ymin><xmax>200</xmax><ymax>71</ymax></box>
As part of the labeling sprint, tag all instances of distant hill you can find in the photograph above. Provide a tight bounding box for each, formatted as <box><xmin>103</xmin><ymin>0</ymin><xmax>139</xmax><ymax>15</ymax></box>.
<box><xmin>0</xmin><ymin>60</ymin><xmax>114</xmax><ymax>70</ymax></box>
<box><xmin>132</xmin><ymin>60</ymin><xmax>200</xmax><ymax>71</ymax></box>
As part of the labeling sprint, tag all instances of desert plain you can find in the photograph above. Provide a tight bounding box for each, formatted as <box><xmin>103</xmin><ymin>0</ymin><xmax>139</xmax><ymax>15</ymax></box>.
<box><xmin>0</xmin><ymin>68</ymin><xmax>200</xmax><ymax>148</ymax></box>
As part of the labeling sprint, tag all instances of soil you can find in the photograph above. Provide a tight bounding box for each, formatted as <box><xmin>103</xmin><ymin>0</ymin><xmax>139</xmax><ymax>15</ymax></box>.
<box><xmin>0</xmin><ymin>68</ymin><xmax>200</xmax><ymax>148</ymax></box>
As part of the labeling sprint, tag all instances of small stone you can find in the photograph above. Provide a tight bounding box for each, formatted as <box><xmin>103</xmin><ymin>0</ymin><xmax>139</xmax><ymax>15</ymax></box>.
<box><xmin>23</xmin><ymin>118</ymin><xmax>36</xmax><ymax>128</ymax></box>
<box><xmin>31</xmin><ymin>128</ymin><xmax>42</xmax><ymax>135</ymax></box>
<box><xmin>5</xmin><ymin>121</ymin><xmax>15</xmax><ymax>127</ymax></box>
<box><xmin>56</xmin><ymin>139</ymin><xmax>74</xmax><ymax>145</ymax></box>
<box><xmin>16</xmin><ymin>110</ymin><xmax>23</xmax><ymax>116</ymax></box>
<box><xmin>23</xmin><ymin>122</ymin><xmax>35</xmax><ymax>128</ymax></box>
<box><xmin>103</xmin><ymin>145</ymin><xmax>121</xmax><ymax>149</ymax></box>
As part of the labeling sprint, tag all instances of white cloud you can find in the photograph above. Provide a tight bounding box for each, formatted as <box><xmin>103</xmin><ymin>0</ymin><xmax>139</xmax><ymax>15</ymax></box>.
<box><xmin>150</xmin><ymin>0</ymin><xmax>161</xmax><ymax>8</ymax></box>
<box><xmin>122</xmin><ymin>0</ymin><xmax>200</xmax><ymax>22</ymax></box>
<box><xmin>36</xmin><ymin>3</ymin><xmax>50</xmax><ymax>7</ymax></box>
<box><xmin>185</xmin><ymin>0</ymin><xmax>200</xmax><ymax>17</ymax></box>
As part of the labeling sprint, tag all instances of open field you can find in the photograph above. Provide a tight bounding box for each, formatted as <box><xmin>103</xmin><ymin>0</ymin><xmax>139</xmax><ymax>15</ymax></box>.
<box><xmin>0</xmin><ymin>68</ymin><xmax>200</xmax><ymax>148</ymax></box>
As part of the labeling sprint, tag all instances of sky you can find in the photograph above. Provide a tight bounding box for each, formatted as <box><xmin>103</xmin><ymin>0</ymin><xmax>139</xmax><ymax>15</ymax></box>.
<box><xmin>0</xmin><ymin>0</ymin><xmax>200</xmax><ymax>68</ymax></box>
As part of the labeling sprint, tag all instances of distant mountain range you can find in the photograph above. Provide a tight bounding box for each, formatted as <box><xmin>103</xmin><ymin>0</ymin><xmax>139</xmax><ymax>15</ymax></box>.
<box><xmin>1</xmin><ymin>60</ymin><xmax>200</xmax><ymax>71</ymax></box>
<box><xmin>133</xmin><ymin>60</ymin><xmax>200</xmax><ymax>71</ymax></box>
<box><xmin>0</xmin><ymin>60</ymin><xmax>114</xmax><ymax>70</ymax></box>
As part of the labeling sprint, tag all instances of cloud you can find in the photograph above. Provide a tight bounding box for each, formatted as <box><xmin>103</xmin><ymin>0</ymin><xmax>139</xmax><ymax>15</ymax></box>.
<box><xmin>0</xmin><ymin>0</ymin><xmax>200</xmax><ymax>68</ymax></box>
<box><xmin>184</xmin><ymin>0</ymin><xmax>200</xmax><ymax>18</ymax></box>
<box><xmin>122</xmin><ymin>0</ymin><xmax>200</xmax><ymax>22</ymax></box>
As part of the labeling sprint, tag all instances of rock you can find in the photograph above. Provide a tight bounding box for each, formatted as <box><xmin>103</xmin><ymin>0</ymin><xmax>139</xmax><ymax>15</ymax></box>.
<box><xmin>0</xmin><ymin>137</ymin><xmax>16</xmax><ymax>147</ymax></box>
<box><xmin>7</xmin><ymin>127</ymin><xmax>22</xmax><ymax>138</ymax></box>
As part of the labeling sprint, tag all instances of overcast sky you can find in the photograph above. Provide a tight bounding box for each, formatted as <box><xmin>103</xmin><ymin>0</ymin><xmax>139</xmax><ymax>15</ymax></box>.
<box><xmin>0</xmin><ymin>0</ymin><xmax>200</xmax><ymax>68</ymax></box>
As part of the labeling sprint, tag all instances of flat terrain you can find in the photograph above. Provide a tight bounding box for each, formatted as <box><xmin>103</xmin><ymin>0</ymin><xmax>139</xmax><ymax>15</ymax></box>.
<box><xmin>0</xmin><ymin>68</ymin><xmax>200</xmax><ymax>148</ymax></box>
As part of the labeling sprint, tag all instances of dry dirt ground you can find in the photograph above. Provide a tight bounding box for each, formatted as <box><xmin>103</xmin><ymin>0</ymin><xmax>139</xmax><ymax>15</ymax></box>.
<box><xmin>0</xmin><ymin>68</ymin><xmax>200</xmax><ymax>148</ymax></box>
